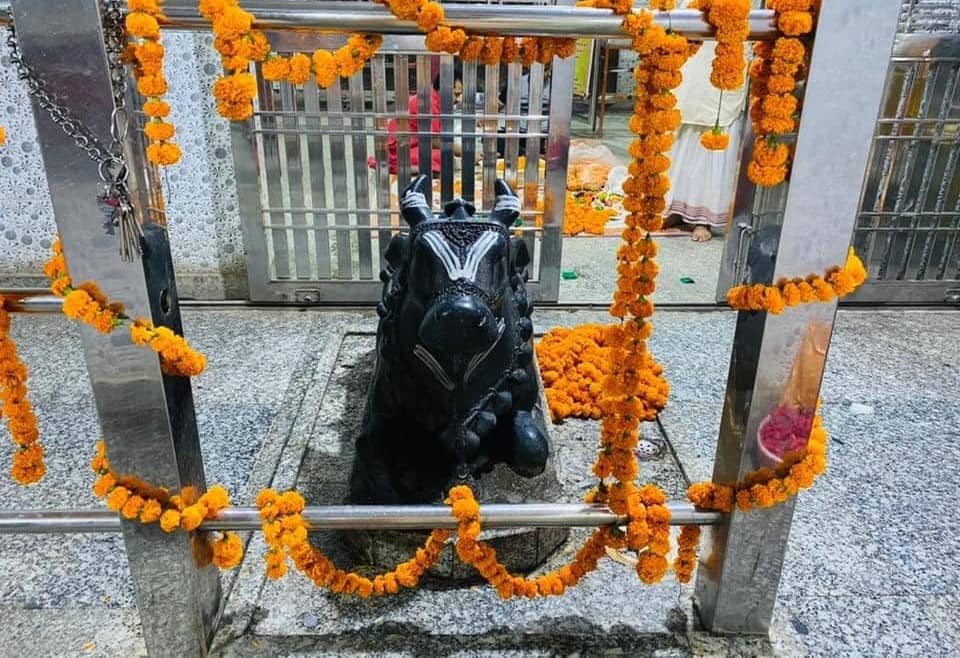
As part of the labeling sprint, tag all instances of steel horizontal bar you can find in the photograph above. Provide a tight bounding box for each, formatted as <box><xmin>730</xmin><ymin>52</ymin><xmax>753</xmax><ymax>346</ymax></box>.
<box><xmin>0</xmin><ymin>289</ymin><xmax>63</xmax><ymax>313</ymax></box>
<box><xmin>0</xmin><ymin>503</ymin><xmax>722</xmax><ymax>534</ymax></box>
<box><xmin>0</xmin><ymin>2</ymin><xmax>778</xmax><ymax>39</ymax></box>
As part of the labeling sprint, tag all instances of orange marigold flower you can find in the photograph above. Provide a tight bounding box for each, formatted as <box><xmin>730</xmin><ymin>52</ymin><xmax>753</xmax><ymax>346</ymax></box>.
<box><xmin>312</xmin><ymin>50</ymin><xmax>337</xmax><ymax>88</ymax></box>
<box><xmin>146</xmin><ymin>142</ymin><xmax>181</xmax><ymax>165</ymax></box>
<box><xmin>139</xmin><ymin>498</ymin><xmax>163</xmax><ymax>523</ymax></box>
<box><xmin>126</xmin><ymin>12</ymin><xmax>160</xmax><ymax>40</ymax></box>
<box><xmin>142</xmin><ymin>100</ymin><xmax>171</xmax><ymax>118</ymax></box>
<box><xmin>700</xmin><ymin>128</ymin><xmax>730</xmax><ymax>151</ymax></box>
<box><xmin>106</xmin><ymin>486</ymin><xmax>131</xmax><ymax>511</ymax></box>
<box><xmin>137</xmin><ymin>74</ymin><xmax>168</xmax><ymax>97</ymax></box>
<box><xmin>261</xmin><ymin>56</ymin><xmax>290</xmax><ymax>81</ymax></box>
<box><xmin>180</xmin><ymin>505</ymin><xmax>204</xmax><ymax>531</ymax></box>
<box><xmin>212</xmin><ymin>6</ymin><xmax>254</xmax><ymax>42</ymax></box>
<box><xmin>246</xmin><ymin>30</ymin><xmax>271</xmax><ymax>62</ymax></box>
<box><xmin>416</xmin><ymin>3</ymin><xmax>444</xmax><ymax>32</ymax></box>
<box><xmin>212</xmin><ymin>532</ymin><xmax>244</xmax><ymax>569</ymax></box>
<box><xmin>144</xmin><ymin>120</ymin><xmax>176</xmax><ymax>142</ymax></box>
<box><xmin>287</xmin><ymin>53</ymin><xmax>312</xmax><ymax>86</ymax></box>
<box><xmin>778</xmin><ymin>11</ymin><xmax>814</xmax><ymax>36</ymax></box>
<box><xmin>747</xmin><ymin>161</ymin><xmax>787</xmax><ymax>187</ymax></box>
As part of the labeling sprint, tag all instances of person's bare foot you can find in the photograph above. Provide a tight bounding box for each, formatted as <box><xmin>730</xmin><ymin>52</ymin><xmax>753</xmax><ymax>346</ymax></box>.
<box><xmin>691</xmin><ymin>225</ymin><xmax>712</xmax><ymax>242</ymax></box>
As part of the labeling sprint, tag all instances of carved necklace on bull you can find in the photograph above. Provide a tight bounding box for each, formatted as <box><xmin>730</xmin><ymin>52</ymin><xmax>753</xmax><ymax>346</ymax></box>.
<box><xmin>360</xmin><ymin>176</ymin><xmax>546</xmax><ymax>503</ymax></box>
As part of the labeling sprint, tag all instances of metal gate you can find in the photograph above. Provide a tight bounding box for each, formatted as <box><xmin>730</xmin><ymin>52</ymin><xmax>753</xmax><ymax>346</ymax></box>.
<box><xmin>232</xmin><ymin>33</ymin><xmax>572</xmax><ymax>304</ymax></box>
<box><xmin>717</xmin><ymin>4</ymin><xmax>960</xmax><ymax>304</ymax></box>
<box><xmin>851</xmin><ymin>32</ymin><xmax>960</xmax><ymax>303</ymax></box>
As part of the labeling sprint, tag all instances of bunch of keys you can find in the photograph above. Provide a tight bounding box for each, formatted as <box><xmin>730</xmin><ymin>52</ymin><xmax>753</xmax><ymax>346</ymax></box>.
<box><xmin>97</xmin><ymin>181</ymin><xmax>141</xmax><ymax>261</ymax></box>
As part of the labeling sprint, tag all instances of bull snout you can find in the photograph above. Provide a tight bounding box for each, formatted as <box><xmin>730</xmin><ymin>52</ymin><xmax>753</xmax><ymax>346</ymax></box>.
<box><xmin>419</xmin><ymin>295</ymin><xmax>499</xmax><ymax>353</ymax></box>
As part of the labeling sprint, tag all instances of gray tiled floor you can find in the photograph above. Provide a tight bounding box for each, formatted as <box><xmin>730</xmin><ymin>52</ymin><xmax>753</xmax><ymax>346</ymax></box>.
<box><xmin>0</xmin><ymin>308</ymin><xmax>956</xmax><ymax>657</ymax></box>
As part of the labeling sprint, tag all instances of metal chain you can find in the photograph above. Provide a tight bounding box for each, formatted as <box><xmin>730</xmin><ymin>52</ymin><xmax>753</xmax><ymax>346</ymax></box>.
<box><xmin>5</xmin><ymin>1</ymin><xmax>143</xmax><ymax>260</ymax></box>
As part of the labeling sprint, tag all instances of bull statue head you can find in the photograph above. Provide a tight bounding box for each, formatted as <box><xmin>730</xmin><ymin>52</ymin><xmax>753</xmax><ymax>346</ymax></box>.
<box><xmin>350</xmin><ymin>176</ymin><xmax>549</xmax><ymax>504</ymax></box>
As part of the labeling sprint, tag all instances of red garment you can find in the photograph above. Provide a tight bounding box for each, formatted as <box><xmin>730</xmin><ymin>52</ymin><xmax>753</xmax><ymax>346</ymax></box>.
<box><xmin>368</xmin><ymin>90</ymin><xmax>442</xmax><ymax>174</ymax></box>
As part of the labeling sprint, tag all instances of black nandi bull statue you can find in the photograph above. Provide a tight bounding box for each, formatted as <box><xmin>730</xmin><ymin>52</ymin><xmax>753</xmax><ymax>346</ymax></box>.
<box><xmin>349</xmin><ymin>176</ymin><xmax>549</xmax><ymax>504</ymax></box>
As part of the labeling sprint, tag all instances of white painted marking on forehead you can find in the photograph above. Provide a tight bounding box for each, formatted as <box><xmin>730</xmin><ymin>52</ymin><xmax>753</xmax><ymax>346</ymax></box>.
<box><xmin>421</xmin><ymin>230</ymin><xmax>500</xmax><ymax>282</ymax></box>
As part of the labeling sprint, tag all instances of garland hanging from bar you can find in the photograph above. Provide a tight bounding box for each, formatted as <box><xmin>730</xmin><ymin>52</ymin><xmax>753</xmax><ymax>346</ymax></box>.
<box><xmin>692</xmin><ymin>0</ymin><xmax>751</xmax><ymax>150</ymax></box>
<box><xmin>125</xmin><ymin>0</ymin><xmax>183</xmax><ymax>166</ymax></box>
<box><xmin>44</xmin><ymin>238</ymin><xmax>208</xmax><ymax>377</ymax></box>
<box><xmin>747</xmin><ymin>0</ymin><xmax>816</xmax><ymax>186</ymax></box>
<box><xmin>0</xmin><ymin>296</ymin><xmax>45</xmax><ymax>484</ymax></box>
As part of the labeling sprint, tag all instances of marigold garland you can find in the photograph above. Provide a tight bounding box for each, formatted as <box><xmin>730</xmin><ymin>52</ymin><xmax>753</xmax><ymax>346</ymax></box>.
<box><xmin>91</xmin><ymin>440</ymin><xmax>243</xmax><ymax>568</ymax></box>
<box><xmin>126</xmin><ymin>0</ymin><xmax>181</xmax><ymax>166</ymax></box>
<box><xmin>672</xmin><ymin>525</ymin><xmax>700</xmax><ymax>584</ymax></box>
<box><xmin>0</xmin><ymin>296</ymin><xmax>45</xmax><ymax>484</ymax></box>
<box><xmin>45</xmin><ymin>238</ymin><xmax>207</xmax><ymax>376</ymax></box>
<box><xmin>447</xmin><ymin>485</ymin><xmax>616</xmax><ymax>599</ymax></box>
<box><xmin>687</xmin><ymin>412</ymin><xmax>828</xmax><ymax>513</ymax></box>
<box><xmin>256</xmin><ymin>488</ymin><xmax>449</xmax><ymax>596</ymax></box>
<box><xmin>746</xmin><ymin>0</ymin><xmax>816</xmax><ymax>186</ymax></box>
<box><xmin>726</xmin><ymin>247</ymin><xmax>866</xmax><ymax>314</ymax></box>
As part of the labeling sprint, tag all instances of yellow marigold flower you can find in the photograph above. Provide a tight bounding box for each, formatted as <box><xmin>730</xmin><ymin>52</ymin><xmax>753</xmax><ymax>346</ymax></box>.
<box><xmin>0</xmin><ymin>126</ymin><xmax>6</xmax><ymax>147</ymax></box>
<box><xmin>126</xmin><ymin>12</ymin><xmax>160</xmax><ymax>40</ymax></box>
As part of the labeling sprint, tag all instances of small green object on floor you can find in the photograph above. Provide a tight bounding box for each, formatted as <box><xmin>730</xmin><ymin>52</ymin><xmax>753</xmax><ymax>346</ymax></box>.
<box><xmin>680</xmin><ymin>277</ymin><xmax>695</xmax><ymax>284</ymax></box>
<box><xmin>562</xmin><ymin>271</ymin><xmax>578</xmax><ymax>280</ymax></box>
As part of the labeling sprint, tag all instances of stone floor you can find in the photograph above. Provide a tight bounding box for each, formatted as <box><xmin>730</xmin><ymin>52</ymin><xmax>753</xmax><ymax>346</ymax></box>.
<box><xmin>0</xmin><ymin>307</ymin><xmax>957</xmax><ymax>657</ymax></box>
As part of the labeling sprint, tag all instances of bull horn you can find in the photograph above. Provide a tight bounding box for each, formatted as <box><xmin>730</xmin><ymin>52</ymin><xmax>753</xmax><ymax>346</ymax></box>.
<box><xmin>400</xmin><ymin>175</ymin><xmax>434</xmax><ymax>227</ymax></box>
<box><xmin>489</xmin><ymin>179</ymin><xmax>521</xmax><ymax>227</ymax></box>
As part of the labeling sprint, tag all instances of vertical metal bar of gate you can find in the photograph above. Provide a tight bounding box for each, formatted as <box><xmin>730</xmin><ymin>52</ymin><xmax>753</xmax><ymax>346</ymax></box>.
<box><xmin>695</xmin><ymin>0</ymin><xmax>900</xmax><ymax>634</ymax></box>
<box><xmin>10</xmin><ymin>1</ymin><xmax>219</xmax><ymax>656</ymax></box>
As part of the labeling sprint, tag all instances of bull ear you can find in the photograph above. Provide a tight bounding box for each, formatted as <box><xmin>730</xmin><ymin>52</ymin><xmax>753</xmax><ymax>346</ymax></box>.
<box><xmin>400</xmin><ymin>175</ymin><xmax>434</xmax><ymax>227</ymax></box>
<box><xmin>510</xmin><ymin>236</ymin><xmax>530</xmax><ymax>273</ymax></box>
<box><xmin>489</xmin><ymin>179</ymin><xmax>521</xmax><ymax>227</ymax></box>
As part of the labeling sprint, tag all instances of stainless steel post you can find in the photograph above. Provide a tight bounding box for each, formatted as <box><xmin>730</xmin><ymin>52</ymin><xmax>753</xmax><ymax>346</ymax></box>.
<box><xmin>695</xmin><ymin>0</ymin><xmax>900</xmax><ymax>634</ymax></box>
<box><xmin>10</xmin><ymin>1</ymin><xmax>219</xmax><ymax>656</ymax></box>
